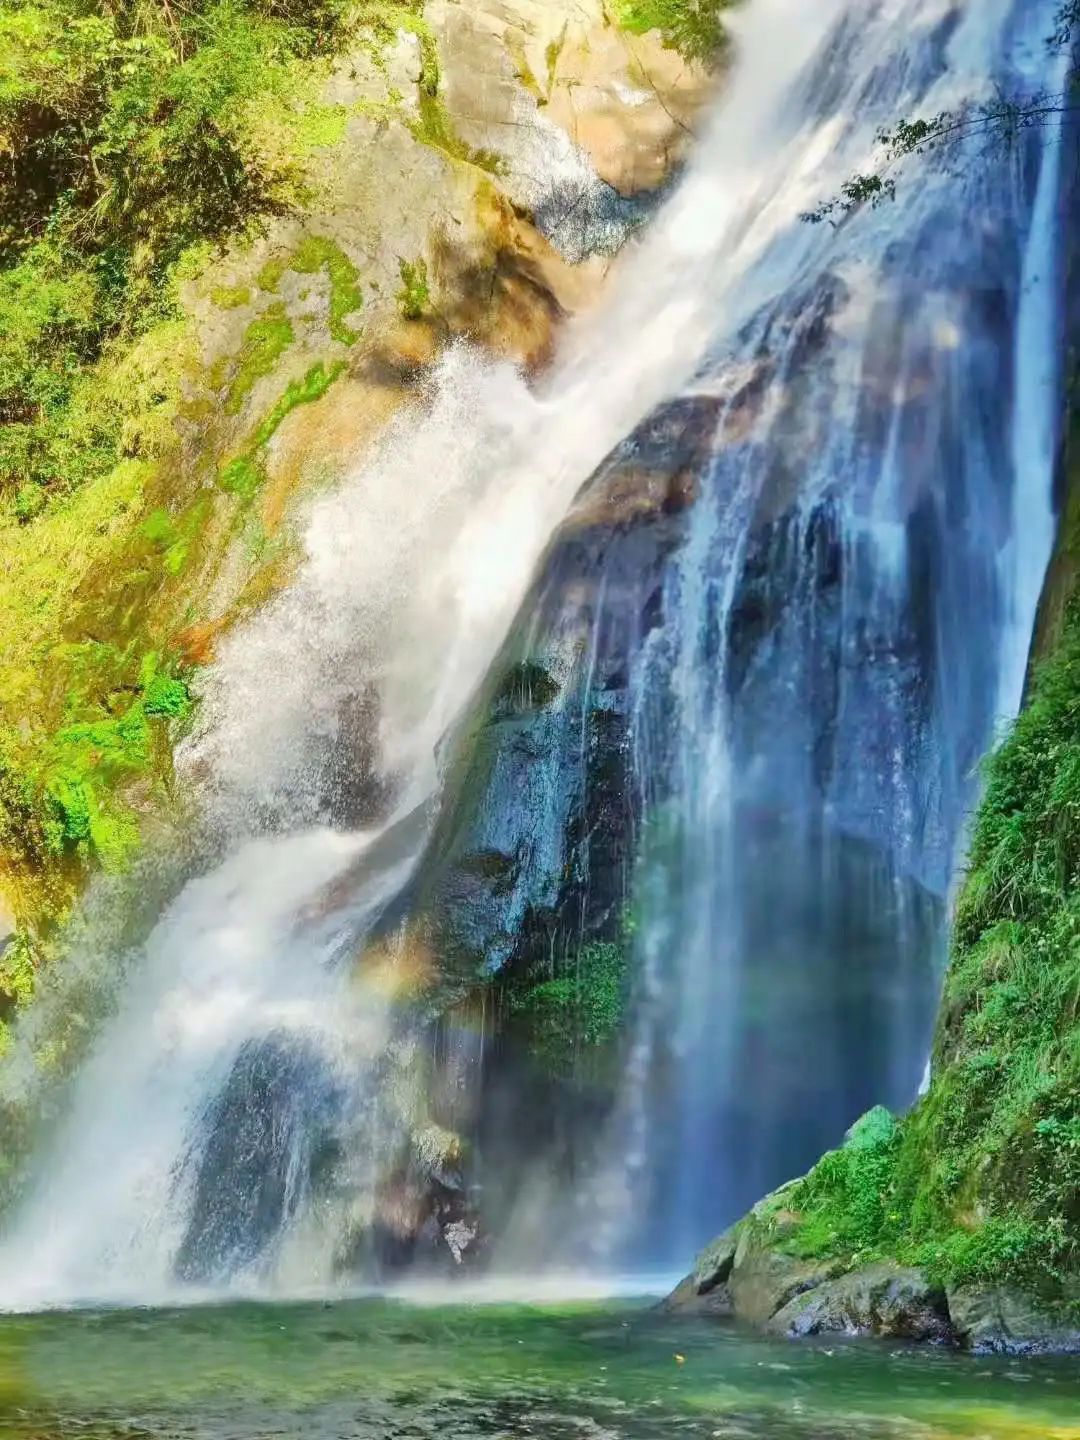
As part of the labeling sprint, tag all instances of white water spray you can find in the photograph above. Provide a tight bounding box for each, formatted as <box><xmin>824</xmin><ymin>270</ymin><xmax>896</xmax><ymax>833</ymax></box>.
<box><xmin>0</xmin><ymin>0</ymin><xmax>1069</xmax><ymax>1304</ymax></box>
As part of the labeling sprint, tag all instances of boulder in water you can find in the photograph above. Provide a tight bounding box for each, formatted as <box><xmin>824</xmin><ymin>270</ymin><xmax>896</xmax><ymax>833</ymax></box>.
<box><xmin>947</xmin><ymin>1285</ymin><xmax>1080</xmax><ymax>1355</ymax></box>
<box><xmin>768</xmin><ymin>1264</ymin><xmax>951</xmax><ymax>1342</ymax></box>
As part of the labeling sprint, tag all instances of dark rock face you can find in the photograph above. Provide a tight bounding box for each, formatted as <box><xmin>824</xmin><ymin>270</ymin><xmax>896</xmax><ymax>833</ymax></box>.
<box><xmin>411</xmin><ymin>392</ymin><xmax>719</xmax><ymax>985</ymax></box>
<box><xmin>175</xmin><ymin>1034</ymin><xmax>343</xmax><ymax>1283</ymax></box>
<box><xmin>375</xmin><ymin>397</ymin><xmax>721</xmax><ymax>1250</ymax></box>
<box><xmin>665</xmin><ymin>1233</ymin><xmax>951</xmax><ymax>1343</ymax></box>
<box><xmin>947</xmin><ymin>1285</ymin><xmax>1080</xmax><ymax>1356</ymax></box>
<box><xmin>769</xmin><ymin>1264</ymin><xmax>951</xmax><ymax>1342</ymax></box>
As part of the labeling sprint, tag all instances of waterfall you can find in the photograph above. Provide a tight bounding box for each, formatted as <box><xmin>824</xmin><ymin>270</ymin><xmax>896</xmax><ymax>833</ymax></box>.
<box><xmin>0</xmin><ymin>0</ymin><xmax>1069</xmax><ymax>1305</ymax></box>
<box><xmin>576</xmin><ymin>0</ymin><xmax>1070</xmax><ymax>1266</ymax></box>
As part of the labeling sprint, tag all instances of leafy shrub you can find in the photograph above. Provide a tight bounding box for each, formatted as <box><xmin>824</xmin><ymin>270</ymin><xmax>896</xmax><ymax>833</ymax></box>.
<box><xmin>610</xmin><ymin>0</ymin><xmax>734</xmax><ymax>64</ymax></box>
<box><xmin>509</xmin><ymin>940</ymin><xmax>629</xmax><ymax>1068</ymax></box>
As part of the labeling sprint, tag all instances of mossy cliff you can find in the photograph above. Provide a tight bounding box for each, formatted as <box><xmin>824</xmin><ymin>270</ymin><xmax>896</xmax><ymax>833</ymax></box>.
<box><xmin>0</xmin><ymin>0</ymin><xmax>724</xmax><ymax>1046</ymax></box>
<box><xmin>670</xmin><ymin>410</ymin><xmax>1080</xmax><ymax>1354</ymax></box>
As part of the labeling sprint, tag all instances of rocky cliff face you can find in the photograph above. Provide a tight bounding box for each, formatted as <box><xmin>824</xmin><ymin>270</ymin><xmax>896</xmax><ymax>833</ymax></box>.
<box><xmin>0</xmin><ymin>0</ymin><xmax>715</xmax><ymax>1038</ymax></box>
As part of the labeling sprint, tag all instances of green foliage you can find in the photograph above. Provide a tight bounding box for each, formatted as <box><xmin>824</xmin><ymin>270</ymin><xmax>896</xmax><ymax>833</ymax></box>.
<box><xmin>0</xmin><ymin>648</ymin><xmax>194</xmax><ymax>891</ymax></box>
<box><xmin>609</xmin><ymin>0</ymin><xmax>734</xmax><ymax>64</ymax></box>
<box><xmin>0</xmin><ymin>0</ymin><xmax>358</xmax><ymax>511</ymax></box>
<box><xmin>782</xmin><ymin>1109</ymin><xmax>901</xmax><ymax>1261</ymax></box>
<box><xmin>396</xmin><ymin>257</ymin><xmax>430</xmax><ymax>320</ymax></box>
<box><xmin>0</xmin><ymin>932</ymin><xmax>35</xmax><ymax>1012</ymax></box>
<box><xmin>0</xmin><ymin>0</ymin><xmax>366</xmax><ymax>942</ymax></box>
<box><xmin>508</xmin><ymin>940</ymin><xmax>629</xmax><ymax>1068</ymax></box>
<box><xmin>802</xmin><ymin>7</ymin><xmax>1077</xmax><ymax>227</ymax></box>
<box><xmin>250</xmin><ymin>360</ymin><xmax>345</xmax><ymax>447</ymax></box>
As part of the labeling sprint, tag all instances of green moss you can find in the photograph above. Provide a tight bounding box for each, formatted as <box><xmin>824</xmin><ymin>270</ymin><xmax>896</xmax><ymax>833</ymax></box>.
<box><xmin>354</xmin><ymin>2</ymin><xmax>439</xmax><ymax>92</ymax></box>
<box><xmin>610</xmin><ymin>0</ymin><xmax>733</xmax><ymax>63</ymax></box>
<box><xmin>252</xmin><ymin>360</ymin><xmax>346</xmax><ymax>447</ymax></box>
<box><xmin>256</xmin><ymin>236</ymin><xmax>362</xmax><ymax>345</ymax></box>
<box><xmin>289</xmin><ymin>237</ymin><xmax>363</xmax><ymax>345</ymax></box>
<box><xmin>140</xmin><ymin>495</ymin><xmax>210</xmax><ymax>575</ymax></box>
<box><xmin>409</xmin><ymin>92</ymin><xmax>504</xmax><ymax>175</ymax></box>
<box><xmin>505</xmin><ymin>36</ymin><xmax>545</xmax><ymax>104</ymax></box>
<box><xmin>210</xmin><ymin>284</ymin><xmax>251</xmax><ymax>310</ymax></box>
<box><xmin>507</xmin><ymin>939</ymin><xmax>629</xmax><ymax>1069</ymax></box>
<box><xmin>295</xmin><ymin>102</ymin><xmax>350</xmax><ymax>150</ymax></box>
<box><xmin>218</xmin><ymin>455</ymin><xmax>266</xmax><ymax>501</ymax></box>
<box><xmin>218</xmin><ymin>359</ymin><xmax>345</xmax><ymax>501</ymax></box>
<box><xmin>256</xmin><ymin>255</ymin><xmax>290</xmax><ymax>293</ymax></box>
<box><xmin>223</xmin><ymin>303</ymin><xmax>295</xmax><ymax>414</ymax></box>
<box><xmin>758</xmin><ymin>594</ymin><xmax>1080</xmax><ymax>1300</ymax></box>
<box><xmin>396</xmin><ymin>257</ymin><xmax>430</xmax><ymax>320</ymax></box>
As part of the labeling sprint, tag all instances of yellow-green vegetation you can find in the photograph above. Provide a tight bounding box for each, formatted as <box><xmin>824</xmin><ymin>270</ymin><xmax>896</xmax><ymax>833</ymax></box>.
<box><xmin>222</xmin><ymin>304</ymin><xmax>296</xmax><ymax>413</ymax></box>
<box><xmin>258</xmin><ymin>235</ymin><xmax>363</xmax><ymax>345</ymax></box>
<box><xmin>396</xmin><ymin>257</ymin><xmax>430</xmax><ymax>319</ymax></box>
<box><xmin>210</xmin><ymin>284</ymin><xmax>252</xmax><ymax>310</ymax></box>
<box><xmin>506</xmin><ymin>937</ymin><xmax>630</xmax><ymax>1070</ymax></box>
<box><xmin>0</xmin><ymin>0</ymin><xmax>385</xmax><ymax>1037</ymax></box>
<box><xmin>218</xmin><ymin>359</ymin><xmax>346</xmax><ymax>501</ymax></box>
<box><xmin>609</xmin><ymin>0</ymin><xmax>734</xmax><ymax>63</ymax></box>
<box><xmin>748</xmin><ymin>598</ymin><xmax>1080</xmax><ymax>1304</ymax></box>
<box><xmin>410</xmin><ymin>91</ymin><xmax>504</xmax><ymax>175</ymax></box>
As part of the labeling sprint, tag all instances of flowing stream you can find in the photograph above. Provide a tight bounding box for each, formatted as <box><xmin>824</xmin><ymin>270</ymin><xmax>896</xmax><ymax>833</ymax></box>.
<box><xmin>0</xmin><ymin>0</ymin><xmax>1071</xmax><ymax>1310</ymax></box>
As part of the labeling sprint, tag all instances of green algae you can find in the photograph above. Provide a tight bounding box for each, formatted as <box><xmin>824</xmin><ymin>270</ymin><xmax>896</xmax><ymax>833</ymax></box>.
<box><xmin>257</xmin><ymin>236</ymin><xmax>363</xmax><ymax>345</ymax></box>
<box><xmin>396</xmin><ymin>257</ymin><xmax>430</xmax><ymax>319</ymax></box>
<box><xmin>0</xmin><ymin>1297</ymin><xmax>1078</xmax><ymax>1438</ymax></box>
<box><xmin>224</xmin><ymin>304</ymin><xmax>295</xmax><ymax>414</ymax></box>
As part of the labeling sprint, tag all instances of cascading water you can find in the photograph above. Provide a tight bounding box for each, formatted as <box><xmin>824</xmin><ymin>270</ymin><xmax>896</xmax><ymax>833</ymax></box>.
<box><xmin>572</xmin><ymin>0</ymin><xmax>1071</xmax><ymax>1267</ymax></box>
<box><xmin>0</xmin><ymin>0</ymin><xmax>1069</xmax><ymax>1305</ymax></box>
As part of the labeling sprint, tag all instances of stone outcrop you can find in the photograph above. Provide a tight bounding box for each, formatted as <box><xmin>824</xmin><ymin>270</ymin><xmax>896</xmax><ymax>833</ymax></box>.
<box><xmin>0</xmin><ymin>0</ymin><xmax>720</xmax><ymax>975</ymax></box>
<box><xmin>946</xmin><ymin>1285</ymin><xmax>1080</xmax><ymax>1356</ymax></box>
<box><xmin>668</xmin><ymin>1211</ymin><xmax>1079</xmax><ymax>1354</ymax></box>
<box><xmin>769</xmin><ymin>1265</ymin><xmax>952</xmax><ymax>1342</ymax></box>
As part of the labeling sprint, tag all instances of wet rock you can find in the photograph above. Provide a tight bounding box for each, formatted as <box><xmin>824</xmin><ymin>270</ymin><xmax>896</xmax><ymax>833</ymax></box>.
<box><xmin>661</xmin><ymin>1273</ymin><xmax>735</xmax><ymax>1316</ymax></box>
<box><xmin>947</xmin><ymin>1284</ymin><xmax>1080</xmax><ymax>1355</ymax></box>
<box><xmin>175</xmin><ymin>1034</ymin><xmax>344</xmax><ymax>1283</ymax></box>
<box><xmin>728</xmin><ymin>1236</ymin><xmax>844</xmax><ymax>1328</ymax></box>
<box><xmin>693</xmin><ymin>1228</ymin><xmax>739</xmax><ymax>1293</ymax></box>
<box><xmin>413</xmin><ymin>1123</ymin><xmax>465</xmax><ymax>1191</ymax></box>
<box><xmin>768</xmin><ymin>1264</ymin><xmax>952</xmax><ymax>1342</ymax></box>
<box><xmin>444</xmin><ymin>1217</ymin><xmax>480</xmax><ymax>1264</ymax></box>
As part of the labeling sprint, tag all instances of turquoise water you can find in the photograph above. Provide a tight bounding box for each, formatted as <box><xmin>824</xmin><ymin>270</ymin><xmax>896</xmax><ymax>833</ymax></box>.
<box><xmin>0</xmin><ymin>1298</ymin><xmax>1078</xmax><ymax>1438</ymax></box>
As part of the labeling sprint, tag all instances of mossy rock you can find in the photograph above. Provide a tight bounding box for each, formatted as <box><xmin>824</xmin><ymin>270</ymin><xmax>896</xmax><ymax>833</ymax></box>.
<box><xmin>768</xmin><ymin>1264</ymin><xmax>951</xmax><ymax>1343</ymax></box>
<box><xmin>947</xmin><ymin>1285</ymin><xmax>1080</xmax><ymax>1355</ymax></box>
